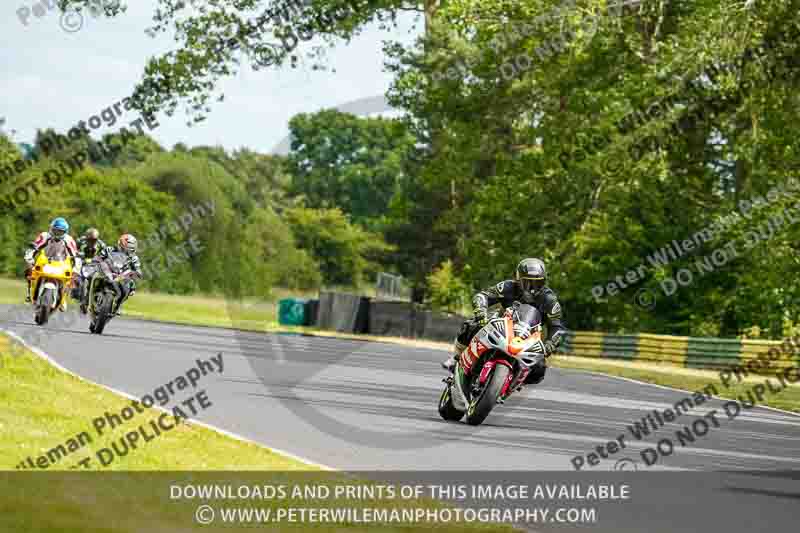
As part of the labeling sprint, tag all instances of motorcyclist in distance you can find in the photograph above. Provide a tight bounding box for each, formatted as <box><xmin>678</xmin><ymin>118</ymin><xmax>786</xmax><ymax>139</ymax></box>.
<box><xmin>74</xmin><ymin>228</ymin><xmax>107</xmax><ymax>313</ymax></box>
<box><xmin>77</xmin><ymin>228</ymin><xmax>106</xmax><ymax>261</ymax></box>
<box><xmin>83</xmin><ymin>234</ymin><xmax>143</xmax><ymax>316</ymax></box>
<box><xmin>442</xmin><ymin>258</ymin><xmax>567</xmax><ymax>385</ymax></box>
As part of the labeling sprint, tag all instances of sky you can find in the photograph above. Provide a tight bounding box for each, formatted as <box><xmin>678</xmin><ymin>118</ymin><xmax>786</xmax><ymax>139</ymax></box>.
<box><xmin>1</xmin><ymin>1</ymin><xmax>421</xmax><ymax>155</ymax></box>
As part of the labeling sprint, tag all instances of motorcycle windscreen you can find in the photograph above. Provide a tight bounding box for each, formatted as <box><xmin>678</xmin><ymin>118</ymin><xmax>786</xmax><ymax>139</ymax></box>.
<box><xmin>109</xmin><ymin>252</ymin><xmax>128</xmax><ymax>272</ymax></box>
<box><xmin>514</xmin><ymin>303</ymin><xmax>543</xmax><ymax>330</ymax></box>
<box><xmin>42</xmin><ymin>240</ymin><xmax>68</xmax><ymax>261</ymax></box>
<box><xmin>82</xmin><ymin>264</ymin><xmax>99</xmax><ymax>277</ymax></box>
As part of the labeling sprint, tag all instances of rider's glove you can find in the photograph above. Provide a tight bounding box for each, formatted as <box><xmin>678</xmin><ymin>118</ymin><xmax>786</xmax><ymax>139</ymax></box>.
<box><xmin>473</xmin><ymin>306</ymin><xmax>488</xmax><ymax>325</ymax></box>
<box><xmin>544</xmin><ymin>340</ymin><xmax>557</xmax><ymax>356</ymax></box>
<box><xmin>24</xmin><ymin>250</ymin><xmax>34</xmax><ymax>265</ymax></box>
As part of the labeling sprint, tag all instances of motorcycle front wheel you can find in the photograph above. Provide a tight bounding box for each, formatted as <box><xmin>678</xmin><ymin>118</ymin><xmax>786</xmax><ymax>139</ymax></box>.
<box><xmin>91</xmin><ymin>291</ymin><xmax>114</xmax><ymax>335</ymax></box>
<box><xmin>35</xmin><ymin>287</ymin><xmax>56</xmax><ymax>326</ymax></box>
<box><xmin>438</xmin><ymin>384</ymin><xmax>465</xmax><ymax>421</ymax></box>
<box><xmin>465</xmin><ymin>364</ymin><xmax>510</xmax><ymax>426</ymax></box>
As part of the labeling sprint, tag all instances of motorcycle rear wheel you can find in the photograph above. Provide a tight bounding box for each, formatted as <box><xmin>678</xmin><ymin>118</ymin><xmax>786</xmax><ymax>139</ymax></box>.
<box><xmin>465</xmin><ymin>364</ymin><xmax>510</xmax><ymax>426</ymax></box>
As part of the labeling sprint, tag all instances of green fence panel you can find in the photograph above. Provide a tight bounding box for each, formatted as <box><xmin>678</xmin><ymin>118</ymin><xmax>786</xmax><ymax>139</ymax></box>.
<box><xmin>278</xmin><ymin>298</ymin><xmax>308</xmax><ymax>326</ymax></box>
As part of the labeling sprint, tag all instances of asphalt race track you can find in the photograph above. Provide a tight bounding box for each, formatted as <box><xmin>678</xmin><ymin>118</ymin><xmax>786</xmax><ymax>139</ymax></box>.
<box><xmin>2</xmin><ymin>305</ymin><xmax>799</xmax><ymax>472</ymax></box>
<box><xmin>4</xmin><ymin>306</ymin><xmax>800</xmax><ymax>532</ymax></box>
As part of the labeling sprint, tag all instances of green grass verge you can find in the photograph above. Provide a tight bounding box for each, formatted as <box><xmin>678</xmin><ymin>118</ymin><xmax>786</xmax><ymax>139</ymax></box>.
<box><xmin>0</xmin><ymin>336</ymin><xmax>511</xmax><ymax>532</ymax></box>
<box><xmin>0</xmin><ymin>277</ymin><xmax>286</xmax><ymax>331</ymax></box>
<box><xmin>0</xmin><ymin>335</ymin><xmax>311</xmax><ymax>471</ymax></box>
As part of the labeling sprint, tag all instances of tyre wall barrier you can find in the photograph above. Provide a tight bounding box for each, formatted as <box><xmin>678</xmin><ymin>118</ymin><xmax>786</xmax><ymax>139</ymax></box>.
<box><xmin>367</xmin><ymin>300</ymin><xmax>465</xmax><ymax>342</ymax></box>
<box><xmin>316</xmin><ymin>291</ymin><xmax>369</xmax><ymax>333</ymax></box>
<box><xmin>561</xmin><ymin>331</ymin><xmax>800</xmax><ymax>374</ymax></box>
<box><xmin>369</xmin><ymin>300</ymin><xmax>415</xmax><ymax>337</ymax></box>
<box><xmin>413</xmin><ymin>309</ymin><xmax>464</xmax><ymax>343</ymax></box>
<box><xmin>305</xmin><ymin>299</ymin><xmax>319</xmax><ymax>326</ymax></box>
<box><xmin>314</xmin><ymin>292</ymin><xmax>799</xmax><ymax>374</ymax></box>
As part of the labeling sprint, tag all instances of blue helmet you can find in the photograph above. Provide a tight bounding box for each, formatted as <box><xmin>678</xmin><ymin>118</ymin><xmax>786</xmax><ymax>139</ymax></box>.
<box><xmin>49</xmin><ymin>217</ymin><xmax>69</xmax><ymax>240</ymax></box>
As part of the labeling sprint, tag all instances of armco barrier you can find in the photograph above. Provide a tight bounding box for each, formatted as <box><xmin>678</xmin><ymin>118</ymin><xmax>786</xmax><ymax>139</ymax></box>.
<box><xmin>561</xmin><ymin>330</ymin><xmax>799</xmax><ymax>374</ymax></box>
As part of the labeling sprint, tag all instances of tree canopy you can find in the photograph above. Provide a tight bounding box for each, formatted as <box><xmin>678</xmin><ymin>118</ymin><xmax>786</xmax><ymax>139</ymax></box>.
<box><xmin>28</xmin><ymin>0</ymin><xmax>800</xmax><ymax>339</ymax></box>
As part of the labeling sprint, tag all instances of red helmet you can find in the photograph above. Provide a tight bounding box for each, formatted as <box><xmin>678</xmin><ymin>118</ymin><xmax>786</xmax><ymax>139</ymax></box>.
<box><xmin>117</xmin><ymin>234</ymin><xmax>138</xmax><ymax>255</ymax></box>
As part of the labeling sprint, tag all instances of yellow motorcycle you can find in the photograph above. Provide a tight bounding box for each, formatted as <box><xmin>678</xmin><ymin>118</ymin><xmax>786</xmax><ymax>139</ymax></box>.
<box><xmin>29</xmin><ymin>240</ymin><xmax>75</xmax><ymax>325</ymax></box>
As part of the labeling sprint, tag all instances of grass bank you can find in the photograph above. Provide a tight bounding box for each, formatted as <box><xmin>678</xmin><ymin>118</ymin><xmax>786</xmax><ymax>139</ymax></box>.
<box><xmin>0</xmin><ymin>334</ymin><xmax>312</xmax><ymax>471</ymax></box>
<box><xmin>0</xmin><ymin>335</ymin><xmax>511</xmax><ymax>532</ymax></box>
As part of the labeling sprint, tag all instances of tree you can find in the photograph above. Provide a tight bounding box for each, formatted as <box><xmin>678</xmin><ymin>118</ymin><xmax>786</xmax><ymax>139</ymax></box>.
<box><xmin>287</xmin><ymin>109</ymin><xmax>415</xmax><ymax>227</ymax></box>
<box><xmin>285</xmin><ymin>207</ymin><xmax>392</xmax><ymax>286</ymax></box>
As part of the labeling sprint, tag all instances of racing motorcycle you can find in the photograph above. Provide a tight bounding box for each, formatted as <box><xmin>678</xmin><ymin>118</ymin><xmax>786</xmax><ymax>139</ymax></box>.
<box><xmin>438</xmin><ymin>302</ymin><xmax>546</xmax><ymax>426</ymax></box>
<box><xmin>85</xmin><ymin>251</ymin><xmax>134</xmax><ymax>335</ymax></box>
<box><xmin>29</xmin><ymin>240</ymin><xmax>75</xmax><ymax>326</ymax></box>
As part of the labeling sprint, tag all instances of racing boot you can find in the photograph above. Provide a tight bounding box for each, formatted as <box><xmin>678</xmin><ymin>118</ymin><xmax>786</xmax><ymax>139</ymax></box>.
<box><xmin>441</xmin><ymin>340</ymin><xmax>466</xmax><ymax>372</ymax></box>
<box><xmin>112</xmin><ymin>297</ymin><xmax>124</xmax><ymax>317</ymax></box>
<box><xmin>25</xmin><ymin>281</ymin><xmax>31</xmax><ymax>303</ymax></box>
<box><xmin>79</xmin><ymin>284</ymin><xmax>89</xmax><ymax>315</ymax></box>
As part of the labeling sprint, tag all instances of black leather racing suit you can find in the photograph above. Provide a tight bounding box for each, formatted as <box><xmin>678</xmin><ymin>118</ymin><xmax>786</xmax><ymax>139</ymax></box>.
<box><xmin>77</xmin><ymin>237</ymin><xmax>107</xmax><ymax>261</ymax></box>
<box><xmin>72</xmin><ymin>237</ymin><xmax>107</xmax><ymax>301</ymax></box>
<box><xmin>91</xmin><ymin>246</ymin><xmax>144</xmax><ymax>313</ymax></box>
<box><xmin>456</xmin><ymin>280</ymin><xmax>567</xmax><ymax>384</ymax></box>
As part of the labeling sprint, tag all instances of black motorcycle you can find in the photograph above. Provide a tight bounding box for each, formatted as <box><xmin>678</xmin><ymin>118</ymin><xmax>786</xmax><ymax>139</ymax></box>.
<box><xmin>85</xmin><ymin>251</ymin><xmax>134</xmax><ymax>335</ymax></box>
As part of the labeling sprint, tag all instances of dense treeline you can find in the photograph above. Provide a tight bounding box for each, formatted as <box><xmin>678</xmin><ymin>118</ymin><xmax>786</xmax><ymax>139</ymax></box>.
<box><xmin>0</xmin><ymin>128</ymin><xmax>388</xmax><ymax>299</ymax></box>
<box><xmin>15</xmin><ymin>0</ymin><xmax>800</xmax><ymax>339</ymax></box>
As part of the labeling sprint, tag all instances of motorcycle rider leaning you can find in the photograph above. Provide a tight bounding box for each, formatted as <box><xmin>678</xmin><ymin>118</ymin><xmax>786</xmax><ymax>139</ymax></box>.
<box><xmin>73</xmin><ymin>228</ymin><xmax>107</xmax><ymax>309</ymax></box>
<box><xmin>24</xmin><ymin>217</ymin><xmax>79</xmax><ymax>309</ymax></box>
<box><xmin>442</xmin><ymin>258</ymin><xmax>566</xmax><ymax>385</ymax></box>
<box><xmin>83</xmin><ymin>234</ymin><xmax>143</xmax><ymax>316</ymax></box>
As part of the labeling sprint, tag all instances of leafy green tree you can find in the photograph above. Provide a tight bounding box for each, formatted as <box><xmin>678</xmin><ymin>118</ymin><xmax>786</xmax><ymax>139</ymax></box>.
<box><xmin>286</xmin><ymin>110</ymin><xmax>415</xmax><ymax>228</ymax></box>
<box><xmin>426</xmin><ymin>260</ymin><xmax>469</xmax><ymax>314</ymax></box>
<box><xmin>285</xmin><ymin>207</ymin><xmax>392</xmax><ymax>286</ymax></box>
<box><xmin>241</xmin><ymin>207</ymin><xmax>321</xmax><ymax>294</ymax></box>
